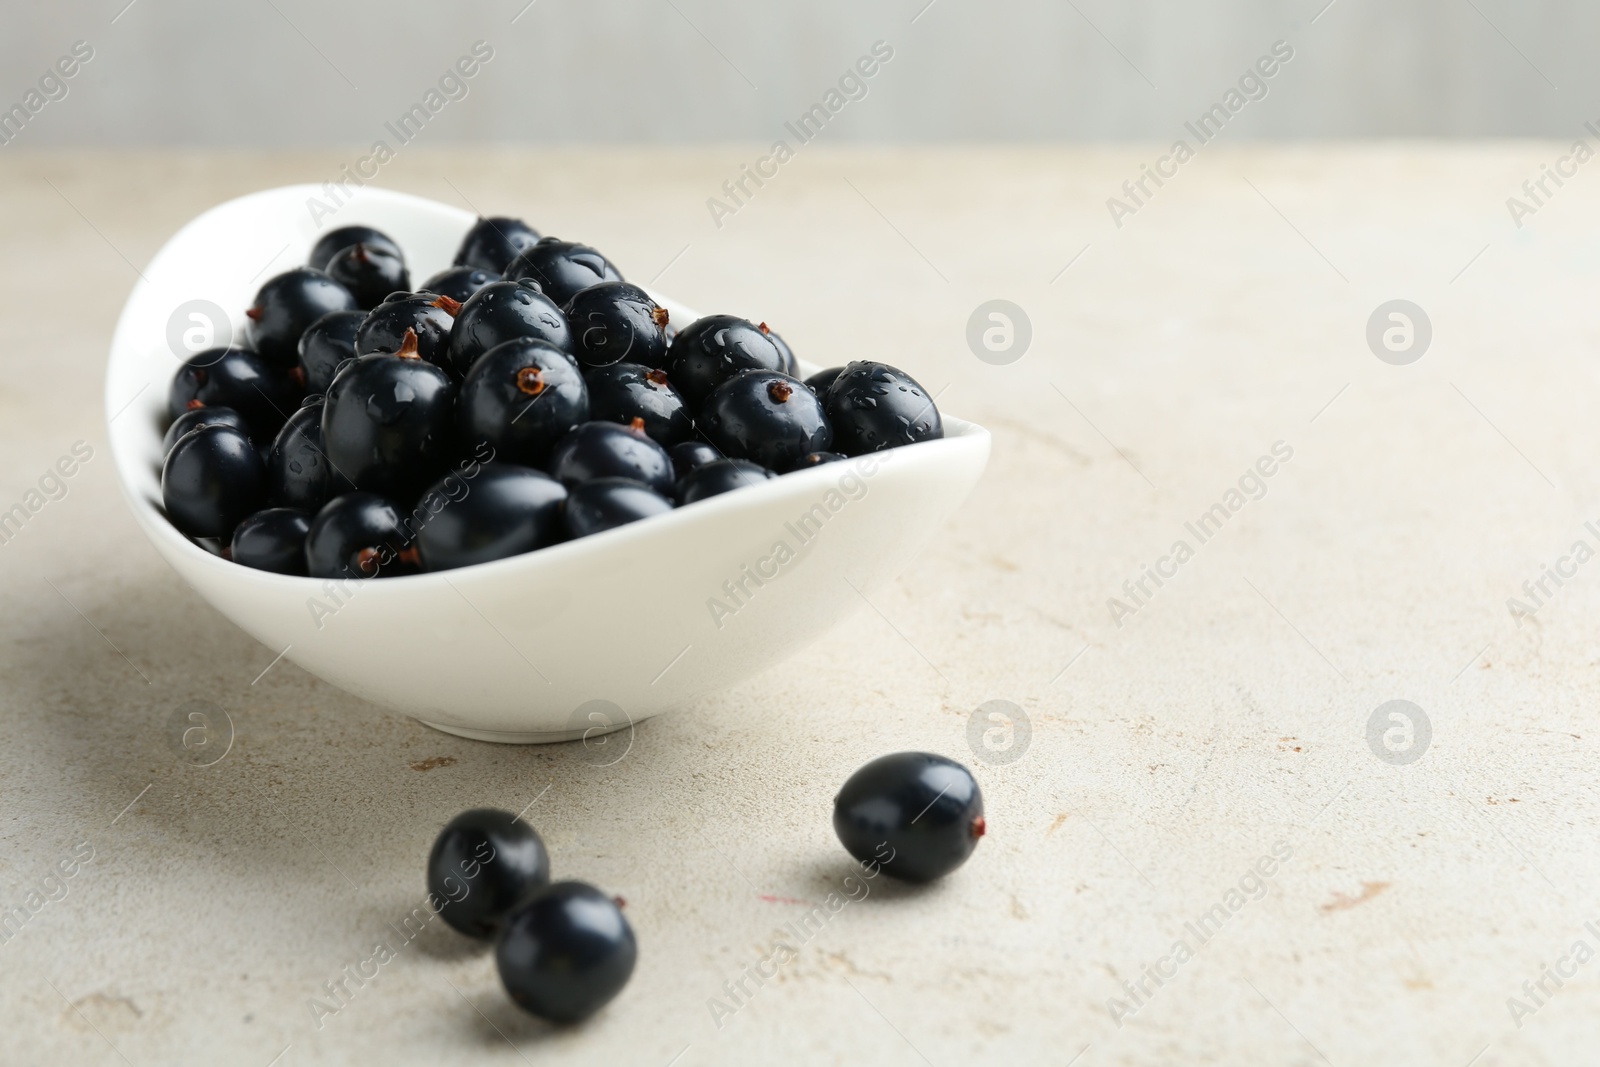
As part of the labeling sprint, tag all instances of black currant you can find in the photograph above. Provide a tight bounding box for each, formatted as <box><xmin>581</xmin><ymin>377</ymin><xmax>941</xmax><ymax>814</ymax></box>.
<box><xmin>804</xmin><ymin>366</ymin><xmax>844</xmax><ymax>396</ymax></box>
<box><xmin>698</xmin><ymin>370</ymin><xmax>833</xmax><ymax>472</ymax></box>
<box><xmin>547</xmin><ymin>421</ymin><xmax>674</xmax><ymax>495</ymax></box>
<box><xmin>833</xmin><ymin>752</ymin><xmax>985</xmax><ymax>883</ymax></box>
<box><xmin>666</xmin><ymin>314</ymin><xmax>786</xmax><ymax>409</ymax></box>
<box><xmin>246</xmin><ymin>268</ymin><xmax>357</xmax><ymax>367</ymax></box>
<box><xmin>230</xmin><ymin>507</ymin><xmax>311</xmax><ymax>575</ymax></box>
<box><xmin>162</xmin><ymin>424</ymin><xmax>266</xmax><ymax>538</ymax></box>
<box><xmin>824</xmin><ymin>362</ymin><xmax>943</xmax><ymax>455</ymax></box>
<box><xmin>445</xmin><ymin>279</ymin><xmax>572</xmax><ymax>379</ymax></box>
<box><xmin>296</xmin><ymin>310</ymin><xmax>364</xmax><ymax>395</ymax></box>
<box><xmin>162</xmin><ymin>405</ymin><xmax>249</xmax><ymax>455</ymax></box>
<box><xmin>420</xmin><ymin>265</ymin><xmax>498</xmax><ymax>304</ymax></box>
<box><xmin>415</xmin><ymin>463</ymin><xmax>568</xmax><ymax>570</ymax></box>
<box><xmin>497</xmin><ymin>881</ymin><xmax>636</xmax><ymax>1023</ymax></box>
<box><xmin>169</xmin><ymin>347</ymin><xmax>301</xmax><ymax>444</ymax></box>
<box><xmin>503</xmin><ymin>237</ymin><xmax>622</xmax><ymax>306</ymax></box>
<box><xmin>309</xmin><ymin>225</ymin><xmax>401</xmax><ymax>272</ymax></box>
<box><xmin>325</xmin><ymin>242</ymin><xmax>411</xmax><ymax>310</ymax></box>
<box><xmin>563</xmin><ymin>281</ymin><xmax>671</xmax><ymax>370</ymax></box>
<box><xmin>583</xmin><ymin>363</ymin><xmax>692</xmax><ymax>447</ymax></box>
<box><xmin>759</xmin><ymin>321</ymin><xmax>799</xmax><ymax>376</ymax></box>
<box><xmin>427</xmin><ymin>808</ymin><xmax>551</xmax><ymax>939</ymax></box>
<box><xmin>305</xmin><ymin>492</ymin><xmax>418</xmax><ymax>579</ymax></box>
<box><xmin>454</xmin><ymin>216</ymin><xmax>542</xmax><ymax>274</ymax></box>
<box><xmin>674</xmin><ymin>458</ymin><xmax>774</xmax><ymax>505</ymax></box>
<box><xmin>355</xmin><ymin>291</ymin><xmax>461</xmax><ymax>370</ymax></box>
<box><xmin>268</xmin><ymin>396</ymin><xmax>353</xmax><ymax>512</ymax></box>
<box><xmin>668</xmin><ymin>440</ymin><xmax>722</xmax><ymax>480</ymax></box>
<box><xmin>564</xmin><ymin>478</ymin><xmax>673</xmax><ymax>539</ymax></box>
<box><xmin>322</xmin><ymin>349</ymin><xmax>457</xmax><ymax>502</ymax></box>
<box><xmin>458</xmin><ymin>339</ymin><xmax>589</xmax><ymax>468</ymax></box>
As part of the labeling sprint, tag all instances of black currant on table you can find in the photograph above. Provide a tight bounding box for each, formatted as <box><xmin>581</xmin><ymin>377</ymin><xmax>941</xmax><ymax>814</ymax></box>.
<box><xmin>427</xmin><ymin>808</ymin><xmax>551</xmax><ymax>939</ymax></box>
<box><xmin>675</xmin><ymin>458</ymin><xmax>774</xmax><ymax>505</ymax></box>
<box><xmin>833</xmin><ymin>752</ymin><xmax>985</xmax><ymax>883</ymax></box>
<box><xmin>445</xmin><ymin>279</ymin><xmax>573</xmax><ymax>379</ymax></box>
<box><xmin>454</xmin><ymin>216</ymin><xmax>542</xmax><ymax>274</ymax></box>
<box><xmin>230</xmin><ymin>507</ymin><xmax>311</xmax><ymax>575</ymax></box>
<box><xmin>415</xmin><ymin>463</ymin><xmax>569</xmax><ymax>570</ymax></box>
<box><xmin>268</xmin><ymin>396</ymin><xmax>351</xmax><ymax>512</ymax></box>
<box><xmin>564</xmin><ymin>478</ymin><xmax>674</xmax><ymax>539</ymax></box>
<box><xmin>296</xmin><ymin>309</ymin><xmax>364</xmax><ymax>394</ymax></box>
<box><xmin>698</xmin><ymin>370</ymin><xmax>833</xmax><ymax>472</ymax></box>
<box><xmin>458</xmin><ymin>339</ymin><xmax>589</xmax><ymax>468</ymax></box>
<box><xmin>563</xmin><ymin>281</ymin><xmax>671</xmax><ymax>370</ymax></box>
<box><xmin>824</xmin><ymin>362</ymin><xmax>943</xmax><ymax>455</ymax></box>
<box><xmin>547</xmin><ymin>421</ymin><xmax>674</xmax><ymax>496</ymax></box>
<box><xmin>355</xmin><ymin>291</ymin><xmax>461</xmax><ymax>370</ymax></box>
<box><xmin>162</xmin><ymin>424</ymin><xmax>266</xmax><ymax>538</ymax></box>
<box><xmin>421</xmin><ymin>265</ymin><xmax>498</xmax><ymax>304</ymax></box>
<box><xmin>325</xmin><ymin>242</ymin><xmax>411</xmax><ymax>310</ymax></box>
<box><xmin>162</xmin><ymin>405</ymin><xmax>250</xmax><ymax>455</ymax></box>
<box><xmin>667</xmin><ymin>440</ymin><xmax>722</xmax><ymax>480</ymax></box>
<box><xmin>583</xmin><ymin>363</ymin><xmax>692</xmax><ymax>447</ymax></box>
<box><xmin>503</xmin><ymin>237</ymin><xmax>622</xmax><ymax>306</ymax></box>
<box><xmin>246</xmin><ymin>268</ymin><xmax>358</xmax><ymax>367</ymax></box>
<box><xmin>304</xmin><ymin>491</ymin><xmax>417</xmax><ymax>579</ymax></box>
<box><xmin>321</xmin><ymin>342</ymin><xmax>458</xmax><ymax>502</ymax></box>
<box><xmin>496</xmin><ymin>881</ymin><xmax>637</xmax><ymax>1023</ymax></box>
<box><xmin>169</xmin><ymin>346</ymin><xmax>301</xmax><ymax>444</ymax></box>
<box><xmin>666</xmin><ymin>314</ymin><xmax>787</xmax><ymax>409</ymax></box>
<box><xmin>804</xmin><ymin>366</ymin><xmax>845</xmax><ymax>396</ymax></box>
<box><xmin>309</xmin><ymin>225</ymin><xmax>401</xmax><ymax>272</ymax></box>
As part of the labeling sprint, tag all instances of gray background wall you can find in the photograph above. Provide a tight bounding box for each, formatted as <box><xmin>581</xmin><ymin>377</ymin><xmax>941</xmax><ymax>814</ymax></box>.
<box><xmin>0</xmin><ymin>0</ymin><xmax>1594</xmax><ymax>145</ymax></box>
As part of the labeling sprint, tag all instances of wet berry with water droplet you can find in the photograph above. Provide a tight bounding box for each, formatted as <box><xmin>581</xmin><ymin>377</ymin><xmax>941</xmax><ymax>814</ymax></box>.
<box><xmin>355</xmin><ymin>291</ymin><xmax>461</xmax><ymax>371</ymax></box>
<box><xmin>304</xmin><ymin>492</ymin><xmax>417</xmax><ymax>579</ymax></box>
<box><xmin>666</xmin><ymin>314</ymin><xmax>786</xmax><ymax>409</ymax></box>
<box><xmin>415</xmin><ymin>464</ymin><xmax>569</xmax><ymax>571</ymax></box>
<box><xmin>446</xmin><ymin>279</ymin><xmax>572</xmax><ymax>378</ymax></box>
<box><xmin>325</xmin><ymin>242</ymin><xmax>411</xmax><ymax>310</ymax></box>
<box><xmin>168</xmin><ymin>347</ymin><xmax>300</xmax><ymax>444</ymax></box>
<box><xmin>454</xmin><ymin>216</ymin><xmax>542</xmax><ymax>274</ymax></box>
<box><xmin>547</xmin><ymin>421</ymin><xmax>674</xmax><ymax>495</ymax></box>
<box><xmin>247</xmin><ymin>268</ymin><xmax>358</xmax><ymax>367</ymax></box>
<box><xmin>563</xmin><ymin>478</ymin><xmax>674</xmax><ymax>539</ymax></box>
<box><xmin>322</xmin><ymin>339</ymin><xmax>458</xmax><ymax>501</ymax></box>
<box><xmin>503</xmin><ymin>237</ymin><xmax>622</xmax><ymax>306</ymax></box>
<box><xmin>297</xmin><ymin>310</ymin><xmax>365</xmax><ymax>395</ymax></box>
<box><xmin>420</xmin><ymin>265</ymin><xmax>498</xmax><ymax>304</ymax></box>
<box><xmin>583</xmin><ymin>363</ymin><xmax>692</xmax><ymax>446</ymax></box>
<box><xmin>459</xmin><ymin>339</ymin><xmax>589</xmax><ymax>467</ymax></box>
<box><xmin>563</xmin><ymin>281</ymin><xmax>671</xmax><ymax>370</ymax></box>
<box><xmin>230</xmin><ymin>507</ymin><xmax>311</xmax><ymax>575</ymax></box>
<box><xmin>823</xmin><ymin>362</ymin><xmax>943</xmax><ymax>456</ymax></box>
<box><xmin>698</xmin><ymin>370</ymin><xmax>832</xmax><ymax>472</ymax></box>
<box><xmin>674</xmin><ymin>458</ymin><xmax>775</xmax><ymax>505</ymax></box>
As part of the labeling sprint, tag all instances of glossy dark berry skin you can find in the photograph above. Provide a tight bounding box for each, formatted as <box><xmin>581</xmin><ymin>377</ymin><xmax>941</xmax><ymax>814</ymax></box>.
<box><xmin>804</xmin><ymin>366</ymin><xmax>845</xmax><ymax>396</ymax></box>
<box><xmin>446</xmin><ymin>280</ymin><xmax>572</xmax><ymax>378</ymax></box>
<box><xmin>675</xmin><ymin>458</ymin><xmax>774</xmax><ymax>505</ymax></box>
<box><xmin>564</xmin><ymin>478</ymin><xmax>673</xmax><ymax>539</ymax></box>
<box><xmin>268</xmin><ymin>397</ymin><xmax>351</xmax><ymax>511</ymax></box>
<box><xmin>296</xmin><ymin>309</ymin><xmax>364</xmax><ymax>395</ymax></box>
<box><xmin>420</xmin><ymin>265</ymin><xmax>497</xmax><ymax>304</ymax></box>
<box><xmin>415</xmin><ymin>464</ymin><xmax>568</xmax><ymax>571</ymax></box>
<box><xmin>169</xmin><ymin>347</ymin><xmax>300</xmax><ymax>444</ymax></box>
<box><xmin>454</xmin><ymin>216</ymin><xmax>542</xmax><ymax>274</ymax></box>
<box><xmin>230</xmin><ymin>507</ymin><xmax>311</xmax><ymax>575</ymax></box>
<box><xmin>459</xmin><ymin>340</ymin><xmax>589</xmax><ymax>467</ymax></box>
<box><xmin>162</xmin><ymin>424</ymin><xmax>266</xmax><ymax>538</ymax></box>
<box><xmin>503</xmin><ymin>237</ymin><xmax>622</xmax><ymax>306</ymax></box>
<box><xmin>428</xmin><ymin>808</ymin><xmax>551</xmax><ymax>939</ymax></box>
<box><xmin>325</xmin><ymin>242</ymin><xmax>410</xmax><ymax>310</ymax></box>
<box><xmin>793</xmin><ymin>450</ymin><xmax>847</xmax><ymax>469</ymax></box>
<box><xmin>824</xmin><ymin>362</ymin><xmax>943</xmax><ymax>456</ymax></box>
<box><xmin>497</xmin><ymin>881</ymin><xmax>637</xmax><ymax>1023</ymax></box>
<box><xmin>760</xmin><ymin>323</ymin><xmax>799</xmax><ymax>376</ymax></box>
<box><xmin>563</xmin><ymin>281</ymin><xmax>671</xmax><ymax>370</ymax></box>
<box><xmin>163</xmin><ymin>405</ymin><xmax>249</xmax><ymax>455</ymax></box>
<box><xmin>354</xmin><ymin>291</ymin><xmax>461</xmax><ymax>370</ymax></box>
<box><xmin>667</xmin><ymin>315</ymin><xmax>787</xmax><ymax>409</ymax></box>
<box><xmin>547</xmin><ymin>421</ymin><xmax>674</xmax><ymax>495</ymax></box>
<box><xmin>668</xmin><ymin>440</ymin><xmax>722</xmax><ymax>480</ymax></box>
<box><xmin>583</xmin><ymin>363</ymin><xmax>692</xmax><ymax>446</ymax></box>
<box><xmin>699</xmin><ymin>370</ymin><xmax>833</xmax><ymax>472</ymax></box>
<box><xmin>322</xmin><ymin>353</ymin><xmax>457</xmax><ymax>502</ymax></box>
<box><xmin>833</xmin><ymin>752</ymin><xmax>985</xmax><ymax>883</ymax></box>
<box><xmin>246</xmin><ymin>268</ymin><xmax>358</xmax><ymax>367</ymax></box>
<box><xmin>305</xmin><ymin>492</ymin><xmax>416</xmax><ymax>579</ymax></box>
<box><xmin>309</xmin><ymin>225</ymin><xmax>401</xmax><ymax>272</ymax></box>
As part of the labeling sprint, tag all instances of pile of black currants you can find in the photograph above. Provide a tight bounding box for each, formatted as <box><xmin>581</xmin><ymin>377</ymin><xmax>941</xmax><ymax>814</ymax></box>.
<box><xmin>160</xmin><ymin>217</ymin><xmax>945</xmax><ymax>578</ymax></box>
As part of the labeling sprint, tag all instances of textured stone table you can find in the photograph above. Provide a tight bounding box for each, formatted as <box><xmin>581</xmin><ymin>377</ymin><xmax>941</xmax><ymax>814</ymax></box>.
<box><xmin>2</xmin><ymin>146</ymin><xmax>1597</xmax><ymax>1065</ymax></box>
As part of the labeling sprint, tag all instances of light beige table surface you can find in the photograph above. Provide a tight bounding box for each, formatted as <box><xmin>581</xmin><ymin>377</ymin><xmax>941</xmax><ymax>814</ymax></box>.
<box><xmin>2</xmin><ymin>145</ymin><xmax>1598</xmax><ymax>1066</ymax></box>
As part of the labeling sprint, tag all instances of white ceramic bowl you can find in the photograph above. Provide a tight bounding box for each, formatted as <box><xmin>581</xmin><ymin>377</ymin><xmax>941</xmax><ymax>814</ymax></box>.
<box><xmin>105</xmin><ymin>185</ymin><xmax>989</xmax><ymax>742</ymax></box>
